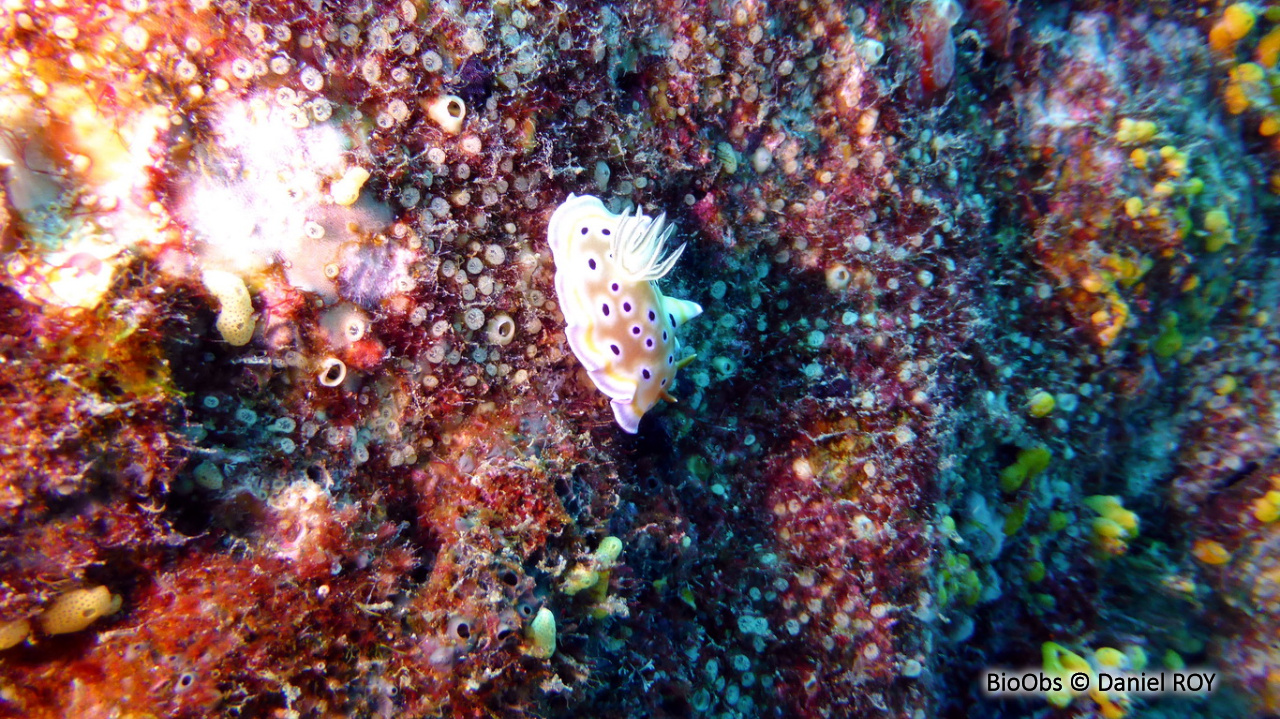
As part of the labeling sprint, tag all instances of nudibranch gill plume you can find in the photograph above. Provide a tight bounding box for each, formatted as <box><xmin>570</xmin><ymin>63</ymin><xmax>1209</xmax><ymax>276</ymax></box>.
<box><xmin>547</xmin><ymin>194</ymin><xmax>702</xmax><ymax>433</ymax></box>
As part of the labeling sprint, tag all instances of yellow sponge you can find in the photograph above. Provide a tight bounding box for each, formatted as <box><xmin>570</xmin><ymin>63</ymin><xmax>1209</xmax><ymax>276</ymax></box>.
<box><xmin>40</xmin><ymin>586</ymin><xmax>119</xmax><ymax>635</ymax></box>
<box><xmin>201</xmin><ymin>270</ymin><xmax>255</xmax><ymax>346</ymax></box>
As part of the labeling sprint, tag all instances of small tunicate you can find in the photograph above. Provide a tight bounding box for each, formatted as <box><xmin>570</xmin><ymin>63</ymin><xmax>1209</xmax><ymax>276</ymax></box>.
<box><xmin>278</xmin><ymin>437</ymin><xmax>296</xmax><ymax>454</ymax></box>
<box><xmin>122</xmin><ymin>25</ymin><xmax>149</xmax><ymax>52</ymax></box>
<box><xmin>594</xmin><ymin>161</ymin><xmax>611</xmax><ymax>191</ymax></box>
<box><xmin>462</xmin><ymin>28</ymin><xmax>485</xmax><ymax>53</ymax></box>
<box><xmin>431</xmin><ymin>319</ymin><xmax>450</xmax><ymax>337</ymax></box>
<box><xmin>318</xmin><ymin>357</ymin><xmax>347</xmax><ymax>387</ymax></box>
<box><xmin>486</xmin><ymin>313</ymin><xmax>516</xmax><ymax>346</ymax></box>
<box><xmin>235</xmin><ymin>407</ymin><xmax>257</xmax><ymax>426</ymax></box>
<box><xmin>324</xmin><ymin>427</ymin><xmax>345</xmax><ymax>447</ymax></box>
<box><xmin>361</xmin><ymin>58</ymin><xmax>381</xmax><ymax>84</ymax></box>
<box><xmin>230</xmin><ymin>57</ymin><xmax>254</xmax><ymax>80</ymax></box>
<box><xmin>477</xmin><ymin>275</ymin><xmax>495</xmax><ymax>296</ymax></box>
<box><xmin>175</xmin><ymin>60</ymin><xmax>198</xmax><ymax>83</ymax></box>
<box><xmin>283</xmin><ymin>106</ymin><xmax>309</xmax><ymax>129</ymax></box>
<box><xmin>193</xmin><ymin>461</ymin><xmax>223</xmax><ymax>490</ymax></box>
<box><xmin>466</xmin><ymin>257</ymin><xmax>484</xmax><ymax>275</ymax></box>
<box><xmin>826</xmin><ymin>264</ymin><xmax>852</xmax><ymax>291</ymax></box>
<box><xmin>463</xmin><ymin>308</ymin><xmax>485</xmax><ymax>331</ymax></box>
<box><xmin>427</xmin><ymin>95</ymin><xmax>465</xmax><ymax>134</ymax></box>
<box><xmin>752</xmin><ymin>146</ymin><xmax>773</xmax><ymax>173</ymax></box>
<box><xmin>483</xmin><ymin>245</ymin><xmax>506</xmax><ymax>266</ymax></box>
<box><xmin>421</xmin><ymin>50</ymin><xmax>443</xmax><ymax>72</ymax></box>
<box><xmin>344</xmin><ymin>316</ymin><xmax>366</xmax><ymax>343</ymax></box>
<box><xmin>310</xmin><ymin>99</ymin><xmax>333</xmax><ymax>122</ymax></box>
<box><xmin>426</xmin><ymin>343</ymin><xmax>447</xmax><ymax>364</ymax></box>
<box><xmin>388</xmin><ymin>99</ymin><xmax>410</xmax><ymax>123</ymax></box>
<box><xmin>430</xmin><ymin>197</ymin><xmax>451</xmax><ymax>218</ymax></box>
<box><xmin>461</xmin><ymin>284</ymin><xmax>477</xmax><ymax>301</ymax></box>
<box><xmin>270</xmin><ymin>417</ymin><xmax>297</xmax><ymax>433</ymax></box>
<box><xmin>712</xmin><ymin>356</ymin><xmax>736</xmax><ymax>377</ymax></box>
<box><xmin>202</xmin><ymin>395</ymin><xmax>220</xmax><ymax>409</ymax></box>
<box><xmin>853</xmin><ymin>234</ymin><xmax>872</xmax><ymax>252</ymax></box>
<box><xmin>710</xmin><ymin>280</ymin><xmax>727</xmax><ymax>300</ymax></box>
<box><xmin>244</xmin><ymin>22</ymin><xmax>266</xmax><ymax>45</ymax></box>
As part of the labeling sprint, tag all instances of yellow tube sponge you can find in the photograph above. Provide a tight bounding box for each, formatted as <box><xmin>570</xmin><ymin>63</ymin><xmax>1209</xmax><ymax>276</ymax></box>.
<box><xmin>0</xmin><ymin>618</ymin><xmax>31</xmax><ymax>650</ymax></box>
<box><xmin>594</xmin><ymin>536</ymin><xmax>624</xmax><ymax>568</ymax></box>
<box><xmin>425</xmin><ymin>95</ymin><xmax>466</xmax><ymax>135</ymax></box>
<box><xmin>525</xmin><ymin>607</ymin><xmax>556</xmax><ymax>659</ymax></box>
<box><xmin>1000</xmin><ymin>446</ymin><xmax>1052</xmax><ymax>493</ymax></box>
<box><xmin>40</xmin><ymin>586</ymin><xmax>119</xmax><ymax>635</ymax></box>
<box><xmin>330</xmin><ymin>166</ymin><xmax>370</xmax><ymax>207</ymax></box>
<box><xmin>1210</xmin><ymin>4</ymin><xmax>1257</xmax><ymax>53</ymax></box>
<box><xmin>1084</xmin><ymin>495</ymin><xmax>1139</xmax><ymax>556</ymax></box>
<box><xmin>1043</xmin><ymin>641</ymin><xmax>1091</xmax><ymax>708</ymax></box>
<box><xmin>201</xmin><ymin>270</ymin><xmax>255</xmax><ymax>346</ymax></box>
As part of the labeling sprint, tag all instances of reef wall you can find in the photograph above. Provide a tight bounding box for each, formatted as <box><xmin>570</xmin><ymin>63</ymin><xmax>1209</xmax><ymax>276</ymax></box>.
<box><xmin>0</xmin><ymin>0</ymin><xmax>1277</xmax><ymax>717</ymax></box>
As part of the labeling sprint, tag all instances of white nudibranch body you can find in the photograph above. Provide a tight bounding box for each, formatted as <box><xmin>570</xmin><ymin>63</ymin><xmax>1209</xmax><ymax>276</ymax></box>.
<box><xmin>547</xmin><ymin>194</ymin><xmax>702</xmax><ymax>433</ymax></box>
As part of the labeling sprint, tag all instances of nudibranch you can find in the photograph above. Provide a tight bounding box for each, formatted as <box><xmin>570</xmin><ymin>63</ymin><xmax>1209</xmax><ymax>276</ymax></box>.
<box><xmin>547</xmin><ymin>194</ymin><xmax>702</xmax><ymax>433</ymax></box>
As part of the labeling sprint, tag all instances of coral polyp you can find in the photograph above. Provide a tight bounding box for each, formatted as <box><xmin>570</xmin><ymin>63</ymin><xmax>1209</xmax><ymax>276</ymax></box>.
<box><xmin>0</xmin><ymin>0</ymin><xmax>1277</xmax><ymax>717</ymax></box>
